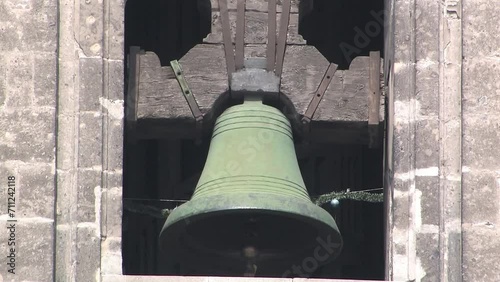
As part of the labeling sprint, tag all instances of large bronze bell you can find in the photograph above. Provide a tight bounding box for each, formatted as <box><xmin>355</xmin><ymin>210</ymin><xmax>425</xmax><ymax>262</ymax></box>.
<box><xmin>160</xmin><ymin>99</ymin><xmax>342</xmax><ymax>276</ymax></box>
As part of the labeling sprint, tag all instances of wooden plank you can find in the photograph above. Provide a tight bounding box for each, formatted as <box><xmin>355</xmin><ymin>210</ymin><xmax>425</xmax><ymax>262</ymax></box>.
<box><xmin>126</xmin><ymin>46</ymin><xmax>141</xmax><ymax>141</ymax></box>
<box><xmin>266</xmin><ymin>0</ymin><xmax>277</xmax><ymax>71</ymax></box>
<box><xmin>368</xmin><ymin>51</ymin><xmax>381</xmax><ymax>148</ymax></box>
<box><xmin>170</xmin><ymin>60</ymin><xmax>203</xmax><ymax>121</ymax></box>
<box><xmin>211</xmin><ymin>0</ymin><xmax>300</xmax><ymax>13</ymax></box>
<box><xmin>275</xmin><ymin>0</ymin><xmax>291</xmax><ymax>77</ymax></box>
<box><xmin>314</xmin><ymin>56</ymin><xmax>372</xmax><ymax>123</ymax></box>
<box><xmin>204</xmin><ymin>11</ymin><xmax>304</xmax><ymax>45</ymax></box>
<box><xmin>235</xmin><ymin>0</ymin><xmax>246</xmax><ymax>70</ymax></box>
<box><xmin>303</xmin><ymin>63</ymin><xmax>338</xmax><ymax>122</ymax></box>
<box><xmin>218</xmin><ymin>0</ymin><xmax>236</xmax><ymax>79</ymax></box>
<box><xmin>280</xmin><ymin>45</ymin><xmax>331</xmax><ymax>114</ymax></box>
<box><xmin>368</xmin><ymin>51</ymin><xmax>381</xmax><ymax>125</ymax></box>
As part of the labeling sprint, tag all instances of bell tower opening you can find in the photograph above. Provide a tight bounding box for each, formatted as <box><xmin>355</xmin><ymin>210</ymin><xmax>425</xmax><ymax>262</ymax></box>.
<box><xmin>123</xmin><ymin>0</ymin><xmax>386</xmax><ymax>279</ymax></box>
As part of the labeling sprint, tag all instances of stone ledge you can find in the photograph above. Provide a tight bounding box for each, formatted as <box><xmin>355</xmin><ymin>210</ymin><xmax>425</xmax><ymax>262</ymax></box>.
<box><xmin>103</xmin><ymin>276</ymin><xmax>391</xmax><ymax>282</ymax></box>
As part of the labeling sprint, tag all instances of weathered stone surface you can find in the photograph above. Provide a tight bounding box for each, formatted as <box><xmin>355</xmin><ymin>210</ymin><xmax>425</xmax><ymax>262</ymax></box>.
<box><xmin>462</xmin><ymin>171</ymin><xmax>499</xmax><ymax>224</ymax></box>
<box><xmin>415</xmin><ymin>119</ymin><xmax>439</xmax><ymax>169</ymax></box>
<box><xmin>34</xmin><ymin>52</ymin><xmax>58</xmax><ymax>107</ymax></box>
<box><xmin>77</xmin><ymin>169</ymin><xmax>101</xmax><ymax>223</ymax></box>
<box><xmin>79</xmin><ymin>0</ymin><xmax>104</xmax><ymax>56</ymax></box>
<box><xmin>79</xmin><ymin>58</ymin><xmax>104</xmax><ymax>111</ymax></box>
<box><xmin>415</xmin><ymin>61</ymin><xmax>439</xmax><ymax>117</ymax></box>
<box><xmin>462</xmin><ymin>116</ymin><xmax>500</xmax><ymax>170</ymax></box>
<box><xmin>76</xmin><ymin>225</ymin><xmax>101</xmax><ymax>281</ymax></box>
<box><xmin>463</xmin><ymin>0</ymin><xmax>500</xmax><ymax>58</ymax></box>
<box><xmin>0</xmin><ymin>109</ymin><xmax>56</xmax><ymax>162</ymax></box>
<box><xmin>462</xmin><ymin>58</ymin><xmax>500</xmax><ymax>114</ymax></box>
<box><xmin>102</xmin><ymin>185</ymin><xmax>123</xmax><ymax>238</ymax></box>
<box><xmin>415</xmin><ymin>1</ymin><xmax>439</xmax><ymax>62</ymax></box>
<box><xmin>17</xmin><ymin>163</ymin><xmax>55</xmax><ymax>218</ymax></box>
<box><xmin>106</xmin><ymin>119</ymin><xmax>124</xmax><ymax>171</ymax></box>
<box><xmin>107</xmin><ymin>60</ymin><xmax>125</xmax><ymax>101</ymax></box>
<box><xmin>0</xmin><ymin>220</ymin><xmax>54</xmax><ymax>281</ymax></box>
<box><xmin>107</xmin><ymin>0</ymin><xmax>125</xmax><ymax>60</ymax></box>
<box><xmin>415</xmin><ymin>176</ymin><xmax>440</xmax><ymax>226</ymax></box>
<box><xmin>5</xmin><ymin>53</ymin><xmax>33</xmax><ymax>107</ymax></box>
<box><xmin>463</xmin><ymin>226</ymin><xmax>500</xmax><ymax>282</ymax></box>
<box><xmin>78</xmin><ymin>112</ymin><xmax>103</xmax><ymax>168</ymax></box>
<box><xmin>416</xmin><ymin>232</ymin><xmax>440</xmax><ymax>282</ymax></box>
<box><xmin>0</xmin><ymin>0</ymin><xmax>57</xmax><ymax>52</ymax></box>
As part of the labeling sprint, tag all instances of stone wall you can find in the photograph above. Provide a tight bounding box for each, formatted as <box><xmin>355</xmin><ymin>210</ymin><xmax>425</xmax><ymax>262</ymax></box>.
<box><xmin>0</xmin><ymin>0</ymin><xmax>58</xmax><ymax>280</ymax></box>
<box><xmin>385</xmin><ymin>0</ymin><xmax>500</xmax><ymax>281</ymax></box>
<box><xmin>0</xmin><ymin>0</ymin><xmax>125</xmax><ymax>281</ymax></box>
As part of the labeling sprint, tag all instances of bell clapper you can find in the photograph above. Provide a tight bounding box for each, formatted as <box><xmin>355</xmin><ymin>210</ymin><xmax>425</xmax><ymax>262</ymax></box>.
<box><xmin>242</xmin><ymin>246</ymin><xmax>258</xmax><ymax>277</ymax></box>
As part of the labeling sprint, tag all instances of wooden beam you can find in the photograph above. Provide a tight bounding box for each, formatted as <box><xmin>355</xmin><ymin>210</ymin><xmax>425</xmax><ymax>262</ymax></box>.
<box><xmin>368</xmin><ymin>51</ymin><xmax>381</xmax><ymax>148</ymax></box>
<box><xmin>218</xmin><ymin>0</ymin><xmax>235</xmax><ymax>79</ymax></box>
<box><xmin>235</xmin><ymin>0</ymin><xmax>246</xmax><ymax>70</ymax></box>
<box><xmin>266</xmin><ymin>0</ymin><xmax>277</xmax><ymax>72</ymax></box>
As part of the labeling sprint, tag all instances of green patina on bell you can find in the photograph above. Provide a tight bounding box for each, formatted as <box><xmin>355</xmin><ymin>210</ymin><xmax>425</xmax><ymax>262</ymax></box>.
<box><xmin>159</xmin><ymin>99</ymin><xmax>342</xmax><ymax>276</ymax></box>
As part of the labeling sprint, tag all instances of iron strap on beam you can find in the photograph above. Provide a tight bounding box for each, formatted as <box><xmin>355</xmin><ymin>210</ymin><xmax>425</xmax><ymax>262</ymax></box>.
<box><xmin>170</xmin><ymin>60</ymin><xmax>203</xmax><ymax>126</ymax></box>
<box><xmin>302</xmin><ymin>63</ymin><xmax>338</xmax><ymax>129</ymax></box>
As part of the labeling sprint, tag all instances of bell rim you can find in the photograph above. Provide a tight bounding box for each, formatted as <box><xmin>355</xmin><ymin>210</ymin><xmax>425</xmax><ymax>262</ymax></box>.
<box><xmin>159</xmin><ymin>192</ymin><xmax>343</xmax><ymax>270</ymax></box>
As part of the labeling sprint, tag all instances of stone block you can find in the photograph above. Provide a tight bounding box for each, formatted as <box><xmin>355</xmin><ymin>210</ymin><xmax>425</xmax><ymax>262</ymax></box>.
<box><xmin>0</xmin><ymin>219</ymin><xmax>54</xmax><ymax>281</ymax></box>
<box><xmin>79</xmin><ymin>0</ymin><xmax>104</xmax><ymax>56</ymax></box>
<box><xmin>34</xmin><ymin>52</ymin><xmax>57</xmax><ymax>107</ymax></box>
<box><xmin>415</xmin><ymin>0</ymin><xmax>439</xmax><ymax>62</ymax></box>
<box><xmin>463</xmin><ymin>0</ymin><xmax>500</xmax><ymax>58</ymax></box>
<box><xmin>462</xmin><ymin>117</ymin><xmax>500</xmax><ymax>170</ymax></box>
<box><xmin>0</xmin><ymin>55</ymin><xmax>5</xmax><ymax>107</ymax></box>
<box><xmin>22</xmin><ymin>0</ymin><xmax>58</xmax><ymax>52</ymax></box>
<box><xmin>106</xmin><ymin>0</ymin><xmax>125</xmax><ymax>60</ymax></box>
<box><xmin>54</xmin><ymin>226</ymin><xmax>71</xmax><ymax>281</ymax></box>
<box><xmin>415</xmin><ymin>119</ymin><xmax>439</xmax><ymax>169</ymax></box>
<box><xmin>55</xmin><ymin>170</ymin><xmax>73</xmax><ymax>224</ymax></box>
<box><xmin>415</xmin><ymin>60</ymin><xmax>439</xmax><ymax>116</ymax></box>
<box><xmin>76</xmin><ymin>225</ymin><xmax>101</xmax><ymax>281</ymax></box>
<box><xmin>0</xmin><ymin>109</ymin><xmax>56</xmax><ymax>163</ymax></box>
<box><xmin>392</xmin><ymin>178</ymin><xmax>410</xmax><ymax>231</ymax></box>
<box><xmin>102</xmin><ymin>185</ymin><xmax>123</xmax><ymax>238</ymax></box>
<box><xmin>392</xmin><ymin>2</ymin><xmax>412</xmax><ymax>63</ymax></box>
<box><xmin>101</xmin><ymin>237</ymin><xmax>122</xmax><ymax>275</ymax></box>
<box><xmin>78</xmin><ymin>112</ymin><xmax>103</xmax><ymax>168</ymax></box>
<box><xmin>415</xmin><ymin>176</ymin><xmax>440</xmax><ymax>226</ymax></box>
<box><xmin>77</xmin><ymin>169</ymin><xmax>101</xmax><ymax>223</ymax></box>
<box><xmin>106</xmin><ymin>119</ymin><xmax>124</xmax><ymax>171</ymax></box>
<box><xmin>462</xmin><ymin>171</ymin><xmax>499</xmax><ymax>224</ymax></box>
<box><xmin>17</xmin><ymin>163</ymin><xmax>55</xmax><ymax>218</ymax></box>
<box><xmin>0</xmin><ymin>0</ymin><xmax>57</xmax><ymax>52</ymax></box>
<box><xmin>5</xmin><ymin>53</ymin><xmax>33</xmax><ymax>107</ymax></box>
<box><xmin>462</xmin><ymin>58</ymin><xmax>500</xmax><ymax>115</ymax></box>
<box><xmin>416</xmin><ymin>232</ymin><xmax>440</xmax><ymax>282</ymax></box>
<box><xmin>79</xmin><ymin>58</ymin><xmax>104</xmax><ymax>111</ymax></box>
<box><xmin>392</xmin><ymin>124</ymin><xmax>412</xmax><ymax>174</ymax></box>
<box><xmin>463</xmin><ymin>226</ymin><xmax>500</xmax><ymax>282</ymax></box>
<box><xmin>107</xmin><ymin>60</ymin><xmax>125</xmax><ymax>101</ymax></box>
